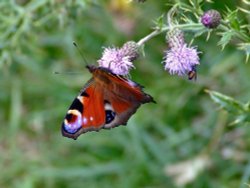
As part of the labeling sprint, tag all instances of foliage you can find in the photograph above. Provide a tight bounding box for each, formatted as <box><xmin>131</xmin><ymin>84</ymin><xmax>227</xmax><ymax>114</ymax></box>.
<box><xmin>206</xmin><ymin>90</ymin><xmax>250</xmax><ymax>125</ymax></box>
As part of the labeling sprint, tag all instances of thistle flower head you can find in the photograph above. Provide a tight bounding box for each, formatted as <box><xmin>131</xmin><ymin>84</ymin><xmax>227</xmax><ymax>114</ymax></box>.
<box><xmin>201</xmin><ymin>9</ymin><xmax>221</xmax><ymax>29</ymax></box>
<box><xmin>164</xmin><ymin>44</ymin><xmax>200</xmax><ymax>76</ymax></box>
<box><xmin>163</xmin><ymin>29</ymin><xmax>200</xmax><ymax>76</ymax></box>
<box><xmin>98</xmin><ymin>41</ymin><xmax>139</xmax><ymax>75</ymax></box>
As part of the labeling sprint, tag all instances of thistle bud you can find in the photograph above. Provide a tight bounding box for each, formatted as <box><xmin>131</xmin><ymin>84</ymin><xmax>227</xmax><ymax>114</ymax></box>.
<box><xmin>201</xmin><ymin>9</ymin><xmax>221</xmax><ymax>29</ymax></box>
<box><xmin>166</xmin><ymin>29</ymin><xmax>185</xmax><ymax>49</ymax></box>
<box><xmin>121</xmin><ymin>41</ymin><xmax>140</xmax><ymax>61</ymax></box>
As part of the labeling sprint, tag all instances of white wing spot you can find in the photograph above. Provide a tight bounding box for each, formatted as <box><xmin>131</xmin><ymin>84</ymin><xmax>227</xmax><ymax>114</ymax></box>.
<box><xmin>90</xmin><ymin>116</ymin><xmax>94</xmax><ymax>121</ymax></box>
<box><xmin>83</xmin><ymin>117</ymin><xmax>88</xmax><ymax>124</ymax></box>
<box><xmin>104</xmin><ymin>103</ymin><xmax>114</xmax><ymax>111</ymax></box>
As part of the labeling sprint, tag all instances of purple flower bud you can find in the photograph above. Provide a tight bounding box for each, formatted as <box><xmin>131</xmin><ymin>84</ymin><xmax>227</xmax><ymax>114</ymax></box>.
<box><xmin>166</xmin><ymin>29</ymin><xmax>185</xmax><ymax>49</ymax></box>
<box><xmin>98</xmin><ymin>41</ymin><xmax>139</xmax><ymax>75</ymax></box>
<box><xmin>201</xmin><ymin>9</ymin><xmax>221</xmax><ymax>29</ymax></box>
<box><xmin>121</xmin><ymin>41</ymin><xmax>140</xmax><ymax>61</ymax></box>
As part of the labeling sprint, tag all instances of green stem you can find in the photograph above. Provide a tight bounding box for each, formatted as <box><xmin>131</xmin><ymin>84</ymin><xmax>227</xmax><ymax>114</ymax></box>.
<box><xmin>202</xmin><ymin>111</ymin><xmax>228</xmax><ymax>155</ymax></box>
<box><xmin>137</xmin><ymin>29</ymin><xmax>163</xmax><ymax>46</ymax></box>
<box><xmin>137</xmin><ymin>21</ymin><xmax>249</xmax><ymax>47</ymax></box>
<box><xmin>137</xmin><ymin>23</ymin><xmax>203</xmax><ymax>46</ymax></box>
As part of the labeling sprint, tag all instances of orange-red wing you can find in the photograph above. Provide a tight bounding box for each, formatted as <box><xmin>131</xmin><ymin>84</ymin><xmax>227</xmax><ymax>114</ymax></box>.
<box><xmin>81</xmin><ymin>86</ymin><xmax>105</xmax><ymax>128</ymax></box>
<box><xmin>108</xmin><ymin>94</ymin><xmax>131</xmax><ymax>114</ymax></box>
<box><xmin>61</xmin><ymin>82</ymin><xmax>106</xmax><ymax>139</ymax></box>
<box><xmin>106</xmin><ymin>74</ymin><xmax>154</xmax><ymax>104</ymax></box>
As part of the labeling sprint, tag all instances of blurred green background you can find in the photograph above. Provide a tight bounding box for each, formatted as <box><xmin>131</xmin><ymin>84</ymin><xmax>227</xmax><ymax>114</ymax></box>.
<box><xmin>1</xmin><ymin>0</ymin><xmax>250</xmax><ymax>187</ymax></box>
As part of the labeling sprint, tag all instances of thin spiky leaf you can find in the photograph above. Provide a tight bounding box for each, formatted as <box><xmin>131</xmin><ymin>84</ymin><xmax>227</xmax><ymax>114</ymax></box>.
<box><xmin>238</xmin><ymin>43</ymin><xmax>250</xmax><ymax>62</ymax></box>
<box><xmin>217</xmin><ymin>30</ymin><xmax>234</xmax><ymax>50</ymax></box>
<box><xmin>153</xmin><ymin>14</ymin><xmax>165</xmax><ymax>30</ymax></box>
<box><xmin>206</xmin><ymin>90</ymin><xmax>250</xmax><ymax>125</ymax></box>
<box><xmin>205</xmin><ymin>90</ymin><xmax>246</xmax><ymax>113</ymax></box>
<box><xmin>225</xmin><ymin>8</ymin><xmax>240</xmax><ymax>31</ymax></box>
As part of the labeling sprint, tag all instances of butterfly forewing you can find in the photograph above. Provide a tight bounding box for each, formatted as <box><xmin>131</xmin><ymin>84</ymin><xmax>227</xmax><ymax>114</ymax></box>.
<box><xmin>62</xmin><ymin>84</ymin><xmax>106</xmax><ymax>139</ymax></box>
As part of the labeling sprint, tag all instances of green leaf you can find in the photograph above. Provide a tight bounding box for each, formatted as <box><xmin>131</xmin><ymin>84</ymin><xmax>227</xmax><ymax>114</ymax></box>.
<box><xmin>205</xmin><ymin>90</ymin><xmax>246</xmax><ymax>113</ymax></box>
<box><xmin>217</xmin><ymin>30</ymin><xmax>234</xmax><ymax>50</ymax></box>
<box><xmin>238</xmin><ymin>43</ymin><xmax>250</xmax><ymax>62</ymax></box>
<box><xmin>153</xmin><ymin>14</ymin><xmax>165</xmax><ymax>30</ymax></box>
<box><xmin>229</xmin><ymin>114</ymin><xmax>249</xmax><ymax>125</ymax></box>
<box><xmin>206</xmin><ymin>90</ymin><xmax>250</xmax><ymax>125</ymax></box>
<box><xmin>225</xmin><ymin>8</ymin><xmax>241</xmax><ymax>31</ymax></box>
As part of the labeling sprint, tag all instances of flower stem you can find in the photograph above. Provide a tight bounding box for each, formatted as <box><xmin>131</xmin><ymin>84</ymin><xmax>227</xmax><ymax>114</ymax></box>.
<box><xmin>137</xmin><ymin>23</ymin><xmax>203</xmax><ymax>46</ymax></box>
<box><xmin>137</xmin><ymin>29</ymin><xmax>163</xmax><ymax>46</ymax></box>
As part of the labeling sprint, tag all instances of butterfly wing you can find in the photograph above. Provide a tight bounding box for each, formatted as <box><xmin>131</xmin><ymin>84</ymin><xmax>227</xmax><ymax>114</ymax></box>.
<box><xmin>100</xmin><ymin>73</ymin><xmax>154</xmax><ymax>129</ymax></box>
<box><xmin>61</xmin><ymin>66</ymin><xmax>155</xmax><ymax>140</ymax></box>
<box><xmin>61</xmin><ymin>79</ymin><xmax>108</xmax><ymax>139</ymax></box>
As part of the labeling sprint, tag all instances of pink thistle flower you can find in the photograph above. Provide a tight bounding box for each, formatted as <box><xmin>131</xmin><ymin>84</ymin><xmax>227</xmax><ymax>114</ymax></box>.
<box><xmin>164</xmin><ymin>44</ymin><xmax>200</xmax><ymax>76</ymax></box>
<box><xmin>98</xmin><ymin>41</ymin><xmax>139</xmax><ymax>75</ymax></box>
<box><xmin>163</xmin><ymin>29</ymin><xmax>200</xmax><ymax>77</ymax></box>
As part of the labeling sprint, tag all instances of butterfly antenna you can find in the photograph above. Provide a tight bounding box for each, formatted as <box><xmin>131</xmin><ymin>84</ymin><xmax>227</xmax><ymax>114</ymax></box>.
<box><xmin>73</xmin><ymin>41</ymin><xmax>89</xmax><ymax>66</ymax></box>
<box><xmin>53</xmin><ymin>71</ymin><xmax>81</xmax><ymax>75</ymax></box>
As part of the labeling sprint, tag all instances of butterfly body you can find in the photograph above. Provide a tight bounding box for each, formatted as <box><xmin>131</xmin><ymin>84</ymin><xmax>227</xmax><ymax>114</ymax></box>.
<box><xmin>62</xmin><ymin>65</ymin><xmax>154</xmax><ymax>139</ymax></box>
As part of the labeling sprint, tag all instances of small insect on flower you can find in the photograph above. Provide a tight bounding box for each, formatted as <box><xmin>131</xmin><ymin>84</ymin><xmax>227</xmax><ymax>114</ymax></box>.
<box><xmin>188</xmin><ymin>65</ymin><xmax>197</xmax><ymax>80</ymax></box>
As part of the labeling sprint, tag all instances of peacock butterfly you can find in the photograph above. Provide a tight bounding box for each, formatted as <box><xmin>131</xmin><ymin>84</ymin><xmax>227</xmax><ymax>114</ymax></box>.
<box><xmin>61</xmin><ymin>65</ymin><xmax>155</xmax><ymax>139</ymax></box>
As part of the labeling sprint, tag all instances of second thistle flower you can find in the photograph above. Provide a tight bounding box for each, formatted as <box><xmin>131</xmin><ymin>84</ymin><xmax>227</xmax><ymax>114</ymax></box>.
<box><xmin>163</xmin><ymin>29</ymin><xmax>200</xmax><ymax>78</ymax></box>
